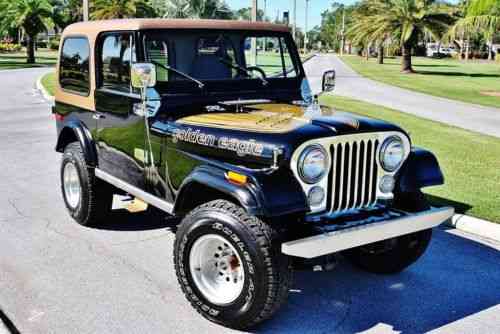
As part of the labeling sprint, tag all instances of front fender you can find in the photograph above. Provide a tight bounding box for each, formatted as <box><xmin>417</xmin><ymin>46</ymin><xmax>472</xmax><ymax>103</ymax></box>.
<box><xmin>174</xmin><ymin>165</ymin><xmax>308</xmax><ymax>218</ymax></box>
<box><xmin>174</xmin><ymin>165</ymin><xmax>262</xmax><ymax>216</ymax></box>
<box><xmin>396</xmin><ymin>147</ymin><xmax>444</xmax><ymax>193</ymax></box>
<box><xmin>56</xmin><ymin>120</ymin><xmax>98</xmax><ymax>166</ymax></box>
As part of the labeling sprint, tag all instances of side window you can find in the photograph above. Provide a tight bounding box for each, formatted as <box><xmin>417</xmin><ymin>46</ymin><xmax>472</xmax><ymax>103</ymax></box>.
<box><xmin>100</xmin><ymin>33</ymin><xmax>135</xmax><ymax>92</ymax></box>
<box><xmin>145</xmin><ymin>39</ymin><xmax>169</xmax><ymax>82</ymax></box>
<box><xmin>244</xmin><ymin>36</ymin><xmax>297</xmax><ymax>78</ymax></box>
<box><xmin>59</xmin><ymin>37</ymin><xmax>90</xmax><ymax>95</ymax></box>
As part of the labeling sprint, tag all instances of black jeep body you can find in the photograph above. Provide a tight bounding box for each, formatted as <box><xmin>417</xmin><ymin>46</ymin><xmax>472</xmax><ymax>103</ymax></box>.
<box><xmin>53</xmin><ymin>19</ymin><xmax>453</xmax><ymax>329</ymax></box>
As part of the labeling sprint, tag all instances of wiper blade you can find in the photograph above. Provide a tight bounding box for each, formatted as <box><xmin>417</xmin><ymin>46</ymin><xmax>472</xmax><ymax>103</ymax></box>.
<box><xmin>219</xmin><ymin>58</ymin><xmax>268</xmax><ymax>86</ymax></box>
<box><xmin>151</xmin><ymin>60</ymin><xmax>205</xmax><ymax>89</ymax></box>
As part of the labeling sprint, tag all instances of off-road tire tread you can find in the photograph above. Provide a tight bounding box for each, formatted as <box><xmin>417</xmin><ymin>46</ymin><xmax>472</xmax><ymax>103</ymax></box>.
<box><xmin>174</xmin><ymin>200</ymin><xmax>291</xmax><ymax>329</ymax></box>
<box><xmin>62</xmin><ymin>142</ymin><xmax>111</xmax><ymax>226</ymax></box>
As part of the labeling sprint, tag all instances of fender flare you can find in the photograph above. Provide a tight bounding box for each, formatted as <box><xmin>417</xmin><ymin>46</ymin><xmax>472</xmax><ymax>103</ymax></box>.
<box><xmin>173</xmin><ymin>164</ymin><xmax>309</xmax><ymax>218</ymax></box>
<box><xmin>56</xmin><ymin>120</ymin><xmax>98</xmax><ymax>166</ymax></box>
<box><xmin>173</xmin><ymin>165</ymin><xmax>264</xmax><ymax>216</ymax></box>
<box><xmin>396</xmin><ymin>147</ymin><xmax>444</xmax><ymax>193</ymax></box>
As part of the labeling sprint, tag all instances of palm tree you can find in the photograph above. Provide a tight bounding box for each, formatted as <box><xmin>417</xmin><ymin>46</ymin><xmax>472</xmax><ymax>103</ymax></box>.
<box><xmin>348</xmin><ymin>0</ymin><xmax>454</xmax><ymax>72</ymax></box>
<box><xmin>163</xmin><ymin>0</ymin><xmax>232</xmax><ymax>19</ymax></box>
<box><xmin>163</xmin><ymin>0</ymin><xmax>191</xmax><ymax>18</ymax></box>
<box><xmin>451</xmin><ymin>0</ymin><xmax>500</xmax><ymax>60</ymax></box>
<box><xmin>0</xmin><ymin>0</ymin><xmax>53</xmax><ymax>64</ymax></box>
<box><xmin>91</xmin><ymin>0</ymin><xmax>155</xmax><ymax>20</ymax></box>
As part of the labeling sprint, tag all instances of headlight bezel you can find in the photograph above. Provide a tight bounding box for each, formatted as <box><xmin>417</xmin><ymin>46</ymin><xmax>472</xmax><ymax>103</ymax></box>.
<box><xmin>379</xmin><ymin>135</ymin><xmax>406</xmax><ymax>172</ymax></box>
<box><xmin>298</xmin><ymin>144</ymin><xmax>329</xmax><ymax>184</ymax></box>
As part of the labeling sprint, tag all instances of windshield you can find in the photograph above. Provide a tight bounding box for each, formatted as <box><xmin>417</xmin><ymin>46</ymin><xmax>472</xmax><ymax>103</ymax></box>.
<box><xmin>144</xmin><ymin>30</ymin><xmax>300</xmax><ymax>85</ymax></box>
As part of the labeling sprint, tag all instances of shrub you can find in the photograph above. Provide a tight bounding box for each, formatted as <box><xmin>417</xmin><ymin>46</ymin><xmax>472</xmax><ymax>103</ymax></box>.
<box><xmin>0</xmin><ymin>42</ymin><xmax>22</xmax><ymax>52</ymax></box>
<box><xmin>49</xmin><ymin>37</ymin><xmax>60</xmax><ymax>51</ymax></box>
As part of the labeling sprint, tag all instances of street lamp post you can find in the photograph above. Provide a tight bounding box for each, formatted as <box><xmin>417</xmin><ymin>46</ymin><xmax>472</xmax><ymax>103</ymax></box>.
<box><xmin>292</xmin><ymin>0</ymin><xmax>297</xmax><ymax>42</ymax></box>
<box><xmin>304</xmin><ymin>0</ymin><xmax>309</xmax><ymax>54</ymax></box>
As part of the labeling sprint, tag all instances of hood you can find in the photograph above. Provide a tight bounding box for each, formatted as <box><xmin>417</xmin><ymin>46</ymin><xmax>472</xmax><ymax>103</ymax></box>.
<box><xmin>176</xmin><ymin>102</ymin><xmax>405</xmax><ymax>136</ymax></box>
<box><xmin>153</xmin><ymin>102</ymin><xmax>407</xmax><ymax>167</ymax></box>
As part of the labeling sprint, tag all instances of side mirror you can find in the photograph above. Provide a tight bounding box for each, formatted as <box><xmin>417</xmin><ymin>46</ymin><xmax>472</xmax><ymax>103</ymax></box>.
<box><xmin>131</xmin><ymin>63</ymin><xmax>156</xmax><ymax>89</ymax></box>
<box><xmin>322</xmin><ymin>70</ymin><xmax>336</xmax><ymax>92</ymax></box>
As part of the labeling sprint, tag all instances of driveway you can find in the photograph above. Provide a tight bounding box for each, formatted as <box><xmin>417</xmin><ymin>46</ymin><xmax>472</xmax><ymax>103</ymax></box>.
<box><xmin>305</xmin><ymin>54</ymin><xmax>500</xmax><ymax>138</ymax></box>
<box><xmin>0</xmin><ymin>68</ymin><xmax>499</xmax><ymax>333</ymax></box>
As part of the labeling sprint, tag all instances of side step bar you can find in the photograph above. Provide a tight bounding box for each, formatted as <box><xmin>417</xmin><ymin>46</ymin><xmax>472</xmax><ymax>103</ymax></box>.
<box><xmin>282</xmin><ymin>207</ymin><xmax>454</xmax><ymax>258</ymax></box>
<box><xmin>95</xmin><ymin>168</ymin><xmax>174</xmax><ymax>214</ymax></box>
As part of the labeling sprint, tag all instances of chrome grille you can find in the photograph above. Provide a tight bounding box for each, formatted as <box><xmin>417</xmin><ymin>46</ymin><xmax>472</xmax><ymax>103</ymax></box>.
<box><xmin>328</xmin><ymin>138</ymin><xmax>379</xmax><ymax>214</ymax></box>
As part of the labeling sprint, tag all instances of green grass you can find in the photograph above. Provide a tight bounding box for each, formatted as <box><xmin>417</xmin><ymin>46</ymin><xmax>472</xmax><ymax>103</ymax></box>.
<box><xmin>0</xmin><ymin>49</ymin><xmax>57</xmax><ymax>70</ymax></box>
<box><xmin>321</xmin><ymin>94</ymin><xmax>500</xmax><ymax>223</ymax></box>
<box><xmin>41</xmin><ymin>72</ymin><xmax>56</xmax><ymax>96</ymax></box>
<box><xmin>340</xmin><ymin>55</ymin><xmax>500</xmax><ymax>108</ymax></box>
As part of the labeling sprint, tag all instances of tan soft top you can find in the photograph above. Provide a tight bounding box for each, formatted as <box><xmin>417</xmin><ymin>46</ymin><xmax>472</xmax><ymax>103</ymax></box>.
<box><xmin>56</xmin><ymin>19</ymin><xmax>290</xmax><ymax>110</ymax></box>
<box><xmin>62</xmin><ymin>18</ymin><xmax>290</xmax><ymax>36</ymax></box>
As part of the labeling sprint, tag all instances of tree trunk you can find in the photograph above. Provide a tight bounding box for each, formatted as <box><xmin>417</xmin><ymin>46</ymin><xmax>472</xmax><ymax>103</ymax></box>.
<box><xmin>401</xmin><ymin>42</ymin><xmax>413</xmax><ymax>73</ymax></box>
<box><xmin>377</xmin><ymin>43</ymin><xmax>384</xmax><ymax>64</ymax></box>
<box><xmin>488</xmin><ymin>36</ymin><xmax>494</xmax><ymax>61</ymax></box>
<box><xmin>465</xmin><ymin>37</ymin><xmax>470</xmax><ymax>61</ymax></box>
<box><xmin>459</xmin><ymin>31</ymin><xmax>464</xmax><ymax>60</ymax></box>
<box><xmin>26</xmin><ymin>34</ymin><xmax>35</xmax><ymax>64</ymax></box>
<box><xmin>365</xmin><ymin>42</ymin><xmax>370</xmax><ymax>60</ymax></box>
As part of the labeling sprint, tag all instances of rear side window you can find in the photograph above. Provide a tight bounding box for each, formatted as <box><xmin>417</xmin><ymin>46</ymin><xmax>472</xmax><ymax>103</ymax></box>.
<box><xmin>99</xmin><ymin>33</ymin><xmax>135</xmax><ymax>92</ymax></box>
<box><xmin>59</xmin><ymin>37</ymin><xmax>90</xmax><ymax>95</ymax></box>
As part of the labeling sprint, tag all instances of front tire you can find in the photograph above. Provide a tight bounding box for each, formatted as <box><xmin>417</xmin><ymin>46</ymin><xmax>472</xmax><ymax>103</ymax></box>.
<box><xmin>61</xmin><ymin>142</ymin><xmax>113</xmax><ymax>226</ymax></box>
<box><xmin>344</xmin><ymin>191</ymin><xmax>433</xmax><ymax>274</ymax></box>
<box><xmin>174</xmin><ymin>200</ymin><xmax>291</xmax><ymax>329</ymax></box>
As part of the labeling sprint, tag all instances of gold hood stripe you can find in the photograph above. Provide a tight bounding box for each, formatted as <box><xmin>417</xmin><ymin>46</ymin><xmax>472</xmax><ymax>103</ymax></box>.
<box><xmin>178</xmin><ymin>108</ymin><xmax>310</xmax><ymax>133</ymax></box>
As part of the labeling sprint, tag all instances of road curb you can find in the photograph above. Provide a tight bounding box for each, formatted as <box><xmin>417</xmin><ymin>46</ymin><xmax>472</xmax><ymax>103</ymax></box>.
<box><xmin>446</xmin><ymin>214</ymin><xmax>500</xmax><ymax>243</ymax></box>
<box><xmin>302</xmin><ymin>53</ymin><xmax>316</xmax><ymax>64</ymax></box>
<box><xmin>36</xmin><ymin>74</ymin><xmax>54</xmax><ymax>103</ymax></box>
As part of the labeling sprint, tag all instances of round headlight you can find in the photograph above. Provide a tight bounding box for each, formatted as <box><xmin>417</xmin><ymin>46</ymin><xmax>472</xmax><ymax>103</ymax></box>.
<box><xmin>380</xmin><ymin>136</ymin><xmax>405</xmax><ymax>172</ymax></box>
<box><xmin>298</xmin><ymin>145</ymin><xmax>328</xmax><ymax>184</ymax></box>
<box><xmin>308</xmin><ymin>186</ymin><xmax>325</xmax><ymax>206</ymax></box>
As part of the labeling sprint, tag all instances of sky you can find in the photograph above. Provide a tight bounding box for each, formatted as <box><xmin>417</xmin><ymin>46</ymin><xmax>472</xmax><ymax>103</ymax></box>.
<box><xmin>227</xmin><ymin>0</ymin><xmax>357</xmax><ymax>32</ymax></box>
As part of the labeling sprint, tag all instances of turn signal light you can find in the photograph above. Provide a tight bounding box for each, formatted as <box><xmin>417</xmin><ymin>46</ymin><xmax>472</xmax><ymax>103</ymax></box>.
<box><xmin>226</xmin><ymin>171</ymin><xmax>248</xmax><ymax>185</ymax></box>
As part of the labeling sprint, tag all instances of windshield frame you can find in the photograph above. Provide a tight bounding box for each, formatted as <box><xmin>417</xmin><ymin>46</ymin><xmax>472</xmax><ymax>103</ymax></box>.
<box><xmin>139</xmin><ymin>28</ymin><xmax>305</xmax><ymax>96</ymax></box>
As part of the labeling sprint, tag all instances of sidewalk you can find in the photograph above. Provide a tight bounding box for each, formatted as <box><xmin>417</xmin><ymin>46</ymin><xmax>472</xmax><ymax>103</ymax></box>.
<box><xmin>304</xmin><ymin>54</ymin><xmax>500</xmax><ymax>138</ymax></box>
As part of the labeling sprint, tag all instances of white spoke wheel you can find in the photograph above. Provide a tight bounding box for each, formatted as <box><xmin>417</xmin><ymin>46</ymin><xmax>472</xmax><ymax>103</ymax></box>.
<box><xmin>63</xmin><ymin>162</ymin><xmax>81</xmax><ymax>209</ymax></box>
<box><xmin>189</xmin><ymin>234</ymin><xmax>245</xmax><ymax>305</ymax></box>
<box><xmin>174</xmin><ymin>200</ymin><xmax>292</xmax><ymax>330</ymax></box>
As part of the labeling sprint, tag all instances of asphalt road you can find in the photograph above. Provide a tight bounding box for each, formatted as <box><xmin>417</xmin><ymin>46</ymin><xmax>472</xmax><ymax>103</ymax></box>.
<box><xmin>305</xmin><ymin>54</ymin><xmax>500</xmax><ymax>138</ymax></box>
<box><xmin>0</xmin><ymin>67</ymin><xmax>499</xmax><ymax>334</ymax></box>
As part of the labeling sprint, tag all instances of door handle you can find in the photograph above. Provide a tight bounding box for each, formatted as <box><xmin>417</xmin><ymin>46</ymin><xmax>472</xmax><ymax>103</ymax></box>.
<box><xmin>93</xmin><ymin>113</ymin><xmax>105</xmax><ymax>120</ymax></box>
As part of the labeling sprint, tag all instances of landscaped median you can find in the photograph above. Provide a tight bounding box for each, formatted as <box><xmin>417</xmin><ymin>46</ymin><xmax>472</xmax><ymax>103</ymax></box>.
<box><xmin>340</xmin><ymin>55</ymin><xmax>500</xmax><ymax>109</ymax></box>
<box><xmin>0</xmin><ymin>49</ymin><xmax>57</xmax><ymax>70</ymax></box>
<box><xmin>40</xmin><ymin>73</ymin><xmax>500</xmax><ymax>224</ymax></box>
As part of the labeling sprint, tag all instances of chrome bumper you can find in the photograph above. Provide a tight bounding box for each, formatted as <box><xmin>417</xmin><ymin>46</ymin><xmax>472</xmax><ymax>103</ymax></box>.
<box><xmin>282</xmin><ymin>207</ymin><xmax>454</xmax><ymax>258</ymax></box>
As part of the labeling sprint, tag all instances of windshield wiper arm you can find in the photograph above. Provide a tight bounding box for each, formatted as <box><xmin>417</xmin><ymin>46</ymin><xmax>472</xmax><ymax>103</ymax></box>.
<box><xmin>150</xmin><ymin>60</ymin><xmax>205</xmax><ymax>89</ymax></box>
<box><xmin>218</xmin><ymin>58</ymin><xmax>268</xmax><ymax>86</ymax></box>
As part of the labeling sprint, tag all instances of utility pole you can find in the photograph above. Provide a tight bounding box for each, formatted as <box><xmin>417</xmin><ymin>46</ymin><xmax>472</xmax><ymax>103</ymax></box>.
<box><xmin>251</xmin><ymin>0</ymin><xmax>258</xmax><ymax>65</ymax></box>
<box><xmin>263</xmin><ymin>0</ymin><xmax>267</xmax><ymax>51</ymax></box>
<box><xmin>304</xmin><ymin>0</ymin><xmax>309</xmax><ymax>54</ymax></box>
<box><xmin>264</xmin><ymin>0</ymin><xmax>267</xmax><ymax>21</ymax></box>
<box><xmin>340</xmin><ymin>7</ymin><xmax>345</xmax><ymax>56</ymax></box>
<box><xmin>83</xmin><ymin>0</ymin><xmax>89</xmax><ymax>21</ymax></box>
<box><xmin>292</xmin><ymin>0</ymin><xmax>297</xmax><ymax>42</ymax></box>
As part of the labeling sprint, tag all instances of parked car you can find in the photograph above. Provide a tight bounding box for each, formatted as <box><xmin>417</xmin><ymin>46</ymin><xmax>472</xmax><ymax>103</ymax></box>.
<box><xmin>53</xmin><ymin>19</ymin><xmax>453</xmax><ymax>329</ymax></box>
<box><xmin>426</xmin><ymin>43</ymin><xmax>457</xmax><ymax>58</ymax></box>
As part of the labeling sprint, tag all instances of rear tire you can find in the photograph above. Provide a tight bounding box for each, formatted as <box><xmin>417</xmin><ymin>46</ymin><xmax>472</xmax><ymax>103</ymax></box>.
<box><xmin>344</xmin><ymin>191</ymin><xmax>433</xmax><ymax>274</ymax></box>
<box><xmin>174</xmin><ymin>200</ymin><xmax>291</xmax><ymax>329</ymax></box>
<box><xmin>60</xmin><ymin>142</ymin><xmax>113</xmax><ymax>226</ymax></box>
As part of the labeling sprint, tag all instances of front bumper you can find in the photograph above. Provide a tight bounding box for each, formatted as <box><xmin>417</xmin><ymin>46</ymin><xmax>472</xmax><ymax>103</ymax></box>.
<box><xmin>282</xmin><ymin>206</ymin><xmax>454</xmax><ymax>258</ymax></box>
